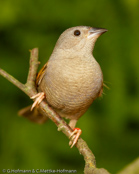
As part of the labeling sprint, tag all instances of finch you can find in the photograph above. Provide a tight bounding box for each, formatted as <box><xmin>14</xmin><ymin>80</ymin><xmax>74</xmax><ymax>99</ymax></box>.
<box><xmin>19</xmin><ymin>26</ymin><xmax>107</xmax><ymax>147</ymax></box>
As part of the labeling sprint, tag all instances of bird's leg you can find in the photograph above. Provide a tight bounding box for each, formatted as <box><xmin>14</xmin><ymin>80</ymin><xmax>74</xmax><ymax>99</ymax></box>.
<box><xmin>30</xmin><ymin>92</ymin><xmax>45</xmax><ymax>111</ymax></box>
<box><xmin>69</xmin><ymin>128</ymin><xmax>82</xmax><ymax>148</ymax></box>
<box><xmin>69</xmin><ymin>119</ymin><xmax>82</xmax><ymax>148</ymax></box>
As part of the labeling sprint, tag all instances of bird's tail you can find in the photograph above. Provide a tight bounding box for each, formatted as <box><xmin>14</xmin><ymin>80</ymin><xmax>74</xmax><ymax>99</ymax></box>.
<box><xmin>18</xmin><ymin>105</ymin><xmax>49</xmax><ymax>124</ymax></box>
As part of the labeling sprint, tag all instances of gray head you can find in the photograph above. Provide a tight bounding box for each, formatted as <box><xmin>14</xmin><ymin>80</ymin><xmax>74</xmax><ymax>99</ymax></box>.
<box><xmin>53</xmin><ymin>26</ymin><xmax>107</xmax><ymax>56</ymax></box>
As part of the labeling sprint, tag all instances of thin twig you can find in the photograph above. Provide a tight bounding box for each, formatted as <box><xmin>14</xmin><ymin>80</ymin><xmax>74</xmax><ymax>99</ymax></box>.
<box><xmin>26</xmin><ymin>48</ymin><xmax>40</xmax><ymax>88</ymax></box>
<box><xmin>0</xmin><ymin>68</ymin><xmax>27</xmax><ymax>93</ymax></box>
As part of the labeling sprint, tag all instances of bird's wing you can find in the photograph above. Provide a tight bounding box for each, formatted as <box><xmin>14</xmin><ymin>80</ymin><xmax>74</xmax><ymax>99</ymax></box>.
<box><xmin>36</xmin><ymin>62</ymin><xmax>48</xmax><ymax>87</ymax></box>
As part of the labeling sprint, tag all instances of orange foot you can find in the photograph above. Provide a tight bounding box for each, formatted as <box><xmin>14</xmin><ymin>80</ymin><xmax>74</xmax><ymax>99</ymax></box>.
<box><xmin>69</xmin><ymin>128</ymin><xmax>82</xmax><ymax>148</ymax></box>
<box><xmin>30</xmin><ymin>92</ymin><xmax>45</xmax><ymax>111</ymax></box>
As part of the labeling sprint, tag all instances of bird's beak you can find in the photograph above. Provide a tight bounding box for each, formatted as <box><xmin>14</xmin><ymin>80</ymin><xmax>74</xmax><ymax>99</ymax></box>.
<box><xmin>87</xmin><ymin>27</ymin><xmax>108</xmax><ymax>39</ymax></box>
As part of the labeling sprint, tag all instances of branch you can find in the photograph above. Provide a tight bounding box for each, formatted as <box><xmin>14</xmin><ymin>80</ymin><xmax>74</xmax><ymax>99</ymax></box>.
<box><xmin>0</xmin><ymin>68</ymin><xmax>26</xmax><ymax>93</ymax></box>
<box><xmin>0</xmin><ymin>48</ymin><xmax>110</xmax><ymax>174</ymax></box>
<box><xmin>26</xmin><ymin>49</ymin><xmax>40</xmax><ymax>89</ymax></box>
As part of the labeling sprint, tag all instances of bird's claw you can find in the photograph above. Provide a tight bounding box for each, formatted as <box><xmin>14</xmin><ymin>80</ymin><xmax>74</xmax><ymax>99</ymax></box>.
<box><xmin>30</xmin><ymin>92</ymin><xmax>45</xmax><ymax>111</ymax></box>
<box><xmin>69</xmin><ymin>128</ymin><xmax>82</xmax><ymax>148</ymax></box>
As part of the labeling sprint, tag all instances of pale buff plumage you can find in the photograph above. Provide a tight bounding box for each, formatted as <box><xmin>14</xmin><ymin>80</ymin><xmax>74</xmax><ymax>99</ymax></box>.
<box><xmin>19</xmin><ymin>26</ymin><xmax>107</xmax><ymax>146</ymax></box>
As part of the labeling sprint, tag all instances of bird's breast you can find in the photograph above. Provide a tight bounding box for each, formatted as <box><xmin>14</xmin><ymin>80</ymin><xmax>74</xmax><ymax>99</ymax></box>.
<box><xmin>39</xmin><ymin>57</ymin><xmax>103</xmax><ymax>116</ymax></box>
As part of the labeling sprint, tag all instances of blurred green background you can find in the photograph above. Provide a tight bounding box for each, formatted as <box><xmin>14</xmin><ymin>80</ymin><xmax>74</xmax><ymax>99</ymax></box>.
<box><xmin>0</xmin><ymin>0</ymin><xmax>139</xmax><ymax>173</ymax></box>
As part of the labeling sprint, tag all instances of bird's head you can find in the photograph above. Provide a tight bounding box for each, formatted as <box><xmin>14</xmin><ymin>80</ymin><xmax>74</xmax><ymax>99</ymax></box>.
<box><xmin>53</xmin><ymin>26</ymin><xmax>107</xmax><ymax>56</ymax></box>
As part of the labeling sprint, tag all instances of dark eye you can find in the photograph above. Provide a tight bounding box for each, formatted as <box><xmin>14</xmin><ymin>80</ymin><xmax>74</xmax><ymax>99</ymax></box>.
<box><xmin>74</xmin><ymin>30</ymin><xmax>81</xmax><ymax>36</ymax></box>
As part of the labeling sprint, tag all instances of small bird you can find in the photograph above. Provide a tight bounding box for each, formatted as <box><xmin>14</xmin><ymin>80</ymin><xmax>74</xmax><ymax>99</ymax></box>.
<box><xmin>19</xmin><ymin>26</ymin><xmax>107</xmax><ymax>147</ymax></box>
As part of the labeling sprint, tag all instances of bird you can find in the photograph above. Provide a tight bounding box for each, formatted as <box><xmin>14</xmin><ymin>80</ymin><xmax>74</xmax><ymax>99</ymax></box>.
<box><xmin>19</xmin><ymin>26</ymin><xmax>107</xmax><ymax>147</ymax></box>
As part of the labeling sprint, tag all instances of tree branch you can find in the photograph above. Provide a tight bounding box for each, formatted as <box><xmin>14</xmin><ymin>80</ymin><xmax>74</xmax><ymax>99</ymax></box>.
<box><xmin>0</xmin><ymin>68</ymin><xmax>26</xmax><ymax>93</ymax></box>
<box><xmin>0</xmin><ymin>48</ymin><xmax>110</xmax><ymax>174</ymax></box>
<box><xmin>26</xmin><ymin>48</ymin><xmax>40</xmax><ymax>89</ymax></box>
